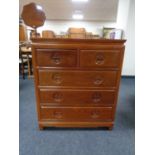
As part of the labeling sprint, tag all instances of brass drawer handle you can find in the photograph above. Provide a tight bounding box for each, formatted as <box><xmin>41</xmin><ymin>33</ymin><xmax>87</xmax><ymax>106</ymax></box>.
<box><xmin>51</xmin><ymin>54</ymin><xmax>61</xmax><ymax>64</ymax></box>
<box><xmin>52</xmin><ymin>74</ymin><xmax>62</xmax><ymax>84</ymax></box>
<box><xmin>91</xmin><ymin>110</ymin><xmax>100</xmax><ymax>118</ymax></box>
<box><xmin>95</xmin><ymin>54</ymin><xmax>104</xmax><ymax>65</ymax></box>
<box><xmin>94</xmin><ymin>77</ymin><xmax>103</xmax><ymax>85</ymax></box>
<box><xmin>53</xmin><ymin>111</ymin><xmax>63</xmax><ymax>119</ymax></box>
<box><xmin>92</xmin><ymin>93</ymin><xmax>102</xmax><ymax>103</ymax></box>
<box><xmin>53</xmin><ymin>92</ymin><xmax>63</xmax><ymax>102</ymax></box>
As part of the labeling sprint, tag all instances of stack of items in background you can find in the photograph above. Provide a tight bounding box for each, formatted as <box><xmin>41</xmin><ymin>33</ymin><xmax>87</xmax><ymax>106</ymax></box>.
<box><xmin>102</xmin><ymin>27</ymin><xmax>123</xmax><ymax>39</ymax></box>
<box><xmin>20</xmin><ymin>19</ymin><xmax>123</xmax><ymax>40</ymax></box>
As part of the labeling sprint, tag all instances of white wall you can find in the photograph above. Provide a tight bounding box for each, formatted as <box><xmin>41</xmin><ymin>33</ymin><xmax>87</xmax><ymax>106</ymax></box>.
<box><xmin>36</xmin><ymin>0</ymin><xmax>134</xmax><ymax>76</ymax></box>
<box><xmin>122</xmin><ymin>0</ymin><xmax>135</xmax><ymax>76</ymax></box>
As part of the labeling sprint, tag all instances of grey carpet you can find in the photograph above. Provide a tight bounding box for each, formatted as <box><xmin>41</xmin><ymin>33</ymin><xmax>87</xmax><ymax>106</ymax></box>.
<box><xmin>19</xmin><ymin>77</ymin><xmax>135</xmax><ymax>155</ymax></box>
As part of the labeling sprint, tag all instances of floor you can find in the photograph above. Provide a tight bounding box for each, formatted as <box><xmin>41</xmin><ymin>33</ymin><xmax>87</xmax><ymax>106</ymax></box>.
<box><xmin>19</xmin><ymin>77</ymin><xmax>135</xmax><ymax>155</ymax></box>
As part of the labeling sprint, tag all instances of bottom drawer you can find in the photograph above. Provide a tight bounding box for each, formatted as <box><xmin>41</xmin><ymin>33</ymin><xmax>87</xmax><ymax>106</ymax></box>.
<box><xmin>40</xmin><ymin>107</ymin><xmax>113</xmax><ymax>121</ymax></box>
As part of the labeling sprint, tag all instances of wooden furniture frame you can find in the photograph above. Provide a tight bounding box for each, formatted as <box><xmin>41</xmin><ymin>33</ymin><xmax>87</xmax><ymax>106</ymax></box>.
<box><xmin>31</xmin><ymin>38</ymin><xmax>126</xmax><ymax>130</ymax></box>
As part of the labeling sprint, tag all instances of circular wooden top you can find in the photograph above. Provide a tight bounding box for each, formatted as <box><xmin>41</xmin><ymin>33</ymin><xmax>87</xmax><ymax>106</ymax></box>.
<box><xmin>21</xmin><ymin>3</ymin><xmax>46</xmax><ymax>29</ymax></box>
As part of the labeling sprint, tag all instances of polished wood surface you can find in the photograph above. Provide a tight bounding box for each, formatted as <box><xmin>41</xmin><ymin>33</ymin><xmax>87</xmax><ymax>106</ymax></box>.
<box><xmin>80</xmin><ymin>50</ymin><xmax>121</xmax><ymax>68</ymax></box>
<box><xmin>39</xmin><ymin>89</ymin><xmax>115</xmax><ymax>106</ymax></box>
<box><xmin>21</xmin><ymin>3</ymin><xmax>46</xmax><ymax>29</ymax></box>
<box><xmin>40</xmin><ymin>106</ymin><xmax>113</xmax><ymax>121</ymax></box>
<box><xmin>36</xmin><ymin>49</ymin><xmax>77</xmax><ymax>67</ymax></box>
<box><xmin>38</xmin><ymin>70</ymin><xmax>117</xmax><ymax>88</ymax></box>
<box><xmin>31</xmin><ymin>38</ymin><xmax>126</xmax><ymax>130</ymax></box>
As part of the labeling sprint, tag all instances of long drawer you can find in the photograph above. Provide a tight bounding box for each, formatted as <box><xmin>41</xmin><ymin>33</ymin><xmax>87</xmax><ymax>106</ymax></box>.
<box><xmin>80</xmin><ymin>50</ymin><xmax>121</xmax><ymax>68</ymax></box>
<box><xmin>38</xmin><ymin>70</ymin><xmax>118</xmax><ymax>88</ymax></box>
<box><xmin>40</xmin><ymin>106</ymin><xmax>113</xmax><ymax>121</ymax></box>
<box><xmin>36</xmin><ymin>49</ymin><xmax>77</xmax><ymax>67</ymax></box>
<box><xmin>39</xmin><ymin>89</ymin><xmax>115</xmax><ymax>106</ymax></box>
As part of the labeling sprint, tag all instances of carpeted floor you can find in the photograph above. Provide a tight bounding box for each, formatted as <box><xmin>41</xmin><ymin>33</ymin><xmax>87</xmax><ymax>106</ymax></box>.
<box><xmin>19</xmin><ymin>77</ymin><xmax>135</xmax><ymax>155</ymax></box>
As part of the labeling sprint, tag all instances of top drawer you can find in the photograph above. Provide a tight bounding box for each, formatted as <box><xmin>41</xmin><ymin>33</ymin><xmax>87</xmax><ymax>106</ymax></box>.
<box><xmin>80</xmin><ymin>50</ymin><xmax>122</xmax><ymax>68</ymax></box>
<box><xmin>36</xmin><ymin>49</ymin><xmax>77</xmax><ymax>67</ymax></box>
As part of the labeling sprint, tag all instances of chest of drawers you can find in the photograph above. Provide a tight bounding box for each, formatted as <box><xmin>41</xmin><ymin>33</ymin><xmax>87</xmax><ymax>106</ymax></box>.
<box><xmin>31</xmin><ymin>38</ymin><xmax>126</xmax><ymax>130</ymax></box>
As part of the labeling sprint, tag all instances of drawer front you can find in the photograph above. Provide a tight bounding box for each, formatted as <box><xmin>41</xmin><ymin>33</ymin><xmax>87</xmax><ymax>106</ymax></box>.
<box><xmin>80</xmin><ymin>50</ymin><xmax>121</xmax><ymax>68</ymax></box>
<box><xmin>36</xmin><ymin>49</ymin><xmax>77</xmax><ymax>67</ymax></box>
<box><xmin>40</xmin><ymin>107</ymin><xmax>113</xmax><ymax>121</ymax></box>
<box><xmin>38</xmin><ymin>70</ymin><xmax>117</xmax><ymax>87</ymax></box>
<box><xmin>40</xmin><ymin>89</ymin><xmax>115</xmax><ymax>106</ymax></box>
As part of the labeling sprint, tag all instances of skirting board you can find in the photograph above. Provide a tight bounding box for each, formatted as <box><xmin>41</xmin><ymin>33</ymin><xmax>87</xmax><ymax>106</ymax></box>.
<box><xmin>121</xmin><ymin>75</ymin><xmax>135</xmax><ymax>78</ymax></box>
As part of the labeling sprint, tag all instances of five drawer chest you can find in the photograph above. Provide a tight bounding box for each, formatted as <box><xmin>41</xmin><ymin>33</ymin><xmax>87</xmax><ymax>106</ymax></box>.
<box><xmin>31</xmin><ymin>38</ymin><xmax>126</xmax><ymax>130</ymax></box>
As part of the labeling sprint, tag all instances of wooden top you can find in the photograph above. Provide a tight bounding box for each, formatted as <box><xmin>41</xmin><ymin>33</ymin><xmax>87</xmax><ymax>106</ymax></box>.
<box><xmin>31</xmin><ymin>38</ymin><xmax>126</xmax><ymax>45</ymax></box>
<box><xmin>21</xmin><ymin>3</ymin><xmax>46</xmax><ymax>29</ymax></box>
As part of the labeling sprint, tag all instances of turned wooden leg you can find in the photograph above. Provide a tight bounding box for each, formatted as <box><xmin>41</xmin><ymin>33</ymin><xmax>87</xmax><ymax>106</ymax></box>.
<box><xmin>39</xmin><ymin>124</ymin><xmax>44</xmax><ymax>130</ymax></box>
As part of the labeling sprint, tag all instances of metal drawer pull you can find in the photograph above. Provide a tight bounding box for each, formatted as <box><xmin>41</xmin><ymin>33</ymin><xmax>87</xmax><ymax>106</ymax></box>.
<box><xmin>94</xmin><ymin>77</ymin><xmax>103</xmax><ymax>85</ymax></box>
<box><xmin>53</xmin><ymin>111</ymin><xmax>63</xmax><ymax>119</ymax></box>
<box><xmin>51</xmin><ymin>54</ymin><xmax>61</xmax><ymax>64</ymax></box>
<box><xmin>92</xmin><ymin>93</ymin><xmax>102</xmax><ymax>102</ymax></box>
<box><xmin>52</xmin><ymin>74</ymin><xmax>62</xmax><ymax>84</ymax></box>
<box><xmin>95</xmin><ymin>55</ymin><xmax>104</xmax><ymax>65</ymax></box>
<box><xmin>53</xmin><ymin>93</ymin><xmax>63</xmax><ymax>102</ymax></box>
<box><xmin>91</xmin><ymin>111</ymin><xmax>100</xmax><ymax>118</ymax></box>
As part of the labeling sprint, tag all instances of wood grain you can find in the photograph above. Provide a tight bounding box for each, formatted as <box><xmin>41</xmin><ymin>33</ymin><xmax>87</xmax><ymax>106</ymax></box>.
<box><xmin>31</xmin><ymin>38</ymin><xmax>126</xmax><ymax>130</ymax></box>
<box><xmin>38</xmin><ymin>70</ymin><xmax>117</xmax><ymax>87</ymax></box>
<box><xmin>39</xmin><ymin>89</ymin><xmax>115</xmax><ymax>106</ymax></box>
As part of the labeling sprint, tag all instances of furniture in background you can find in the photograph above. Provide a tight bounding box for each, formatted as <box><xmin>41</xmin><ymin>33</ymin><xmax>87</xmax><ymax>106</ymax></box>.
<box><xmin>30</xmin><ymin>30</ymin><xmax>41</xmax><ymax>38</ymax></box>
<box><xmin>19</xmin><ymin>43</ymin><xmax>32</xmax><ymax>79</ymax></box>
<box><xmin>92</xmin><ymin>34</ymin><xmax>100</xmax><ymax>39</ymax></box>
<box><xmin>19</xmin><ymin>20</ymin><xmax>33</xmax><ymax>79</ymax></box>
<box><xmin>54</xmin><ymin>29</ymin><xmax>100</xmax><ymax>39</ymax></box>
<box><xmin>42</xmin><ymin>30</ymin><xmax>55</xmax><ymax>38</ymax></box>
<box><xmin>103</xmin><ymin>27</ymin><xmax>123</xmax><ymax>39</ymax></box>
<box><xmin>31</xmin><ymin>38</ymin><xmax>126</xmax><ymax>130</ymax></box>
<box><xmin>20</xmin><ymin>2</ymin><xmax>47</xmax><ymax>79</ymax></box>
<box><xmin>19</xmin><ymin>21</ymin><xmax>28</xmax><ymax>42</ymax></box>
<box><xmin>68</xmin><ymin>28</ymin><xmax>86</xmax><ymax>39</ymax></box>
<box><xmin>21</xmin><ymin>3</ymin><xmax>46</xmax><ymax>38</ymax></box>
<box><xmin>58</xmin><ymin>31</ymin><xmax>69</xmax><ymax>38</ymax></box>
<box><xmin>111</xmin><ymin>29</ymin><xmax>123</xmax><ymax>39</ymax></box>
<box><xmin>86</xmin><ymin>32</ymin><xmax>93</xmax><ymax>39</ymax></box>
<box><xmin>103</xmin><ymin>28</ymin><xmax>115</xmax><ymax>39</ymax></box>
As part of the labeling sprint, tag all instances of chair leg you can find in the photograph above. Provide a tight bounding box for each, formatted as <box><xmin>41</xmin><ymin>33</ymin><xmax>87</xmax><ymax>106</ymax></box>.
<box><xmin>27</xmin><ymin>60</ymin><xmax>31</xmax><ymax>79</ymax></box>
<box><xmin>21</xmin><ymin>64</ymin><xmax>25</xmax><ymax>79</ymax></box>
<box><xmin>30</xmin><ymin>61</ymin><xmax>33</xmax><ymax>75</ymax></box>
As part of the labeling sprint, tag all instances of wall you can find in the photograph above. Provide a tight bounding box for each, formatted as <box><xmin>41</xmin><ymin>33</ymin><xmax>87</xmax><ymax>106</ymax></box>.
<box><xmin>35</xmin><ymin>0</ymin><xmax>134</xmax><ymax>76</ymax></box>
<box><xmin>122</xmin><ymin>0</ymin><xmax>135</xmax><ymax>76</ymax></box>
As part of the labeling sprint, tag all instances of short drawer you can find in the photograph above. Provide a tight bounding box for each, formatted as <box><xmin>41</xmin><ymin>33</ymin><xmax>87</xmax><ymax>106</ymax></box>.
<box><xmin>40</xmin><ymin>89</ymin><xmax>115</xmax><ymax>106</ymax></box>
<box><xmin>36</xmin><ymin>49</ymin><xmax>77</xmax><ymax>67</ymax></box>
<box><xmin>40</xmin><ymin>107</ymin><xmax>113</xmax><ymax>121</ymax></box>
<box><xmin>80</xmin><ymin>50</ymin><xmax>121</xmax><ymax>68</ymax></box>
<box><xmin>38</xmin><ymin>70</ymin><xmax>117</xmax><ymax>88</ymax></box>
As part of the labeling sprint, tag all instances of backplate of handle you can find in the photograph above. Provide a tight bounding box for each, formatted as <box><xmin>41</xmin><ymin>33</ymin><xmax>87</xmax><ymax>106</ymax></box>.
<box><xmin>95</xmin><ymin>54</ymin><xmax>104</xmax><ymax>65</ymax></box>
<box><xmin>51</xmin><ymin>54</ymin><xmax>61</xmax><ymax>64</ymax></box>
<box><xmin>52</xmin><ymin>73</ymin><xmax>62</xmax><ymax>84</ymax></box>
<box><xmin>91</xmin><ymin>110</ymin><xmax>100</xmax><ymax>118</ymax></box>
<box><xmin>94</xmin><ymin>77</ymin><xmax>104</xmax><ymax>85</ymax></box>
<box><xmin>53</xmin><ymin>92</ymin><xmax>63</xmax><ymax>102</ymax></box>
<box><xmin>53</xmin><ymin>111</ymin><xmax>63</xmax><ymax>119</ymax></box>
<box><xmin>92</xmin><ymin>93</ymin><xmax>102</xmax><ymax>102</ymax></box>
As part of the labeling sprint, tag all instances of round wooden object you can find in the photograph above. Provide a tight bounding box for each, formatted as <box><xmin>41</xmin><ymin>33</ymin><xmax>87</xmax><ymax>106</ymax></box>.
<box><xmin>21</xmin><ymin>3</ymin><xmax>46</xmax><ymax>29</ymax></box>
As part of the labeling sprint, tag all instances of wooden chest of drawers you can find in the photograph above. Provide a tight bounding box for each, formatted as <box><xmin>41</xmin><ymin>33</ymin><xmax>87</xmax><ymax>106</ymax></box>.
<box><xmin>31</xmin><ymin>38</ymin><xmax>126</xmax><ymax>130</ymax></box>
